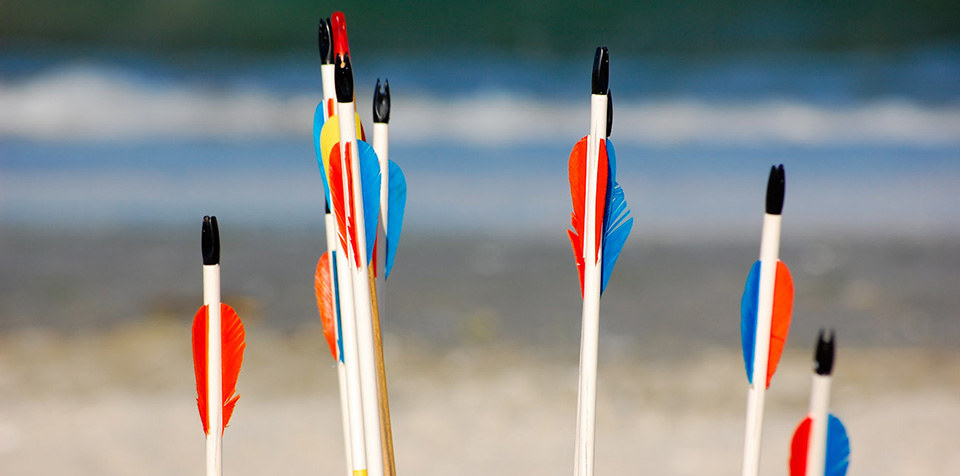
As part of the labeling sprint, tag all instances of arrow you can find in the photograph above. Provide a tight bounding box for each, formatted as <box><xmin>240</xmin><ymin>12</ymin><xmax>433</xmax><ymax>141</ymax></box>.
<box><xmin>329</xmin><ymin>12</ymin><xmax>386</xmax><ymax>476</ymax></box>
<box><xmin>317</xmin><ymin>16</ymin><xmax>360</xmax><ymax>475</ymax></box>
<box><xmin>192</xmin><ymin>216</ymin><xmax>246</xmax><ymax>476</ymax></box>
<box><xmin>313</xmin><ymin>18</ymin><xmax>357</xmax><ymax>476</ymax></box>
<box><xmin>790</xmin><ymin>330</ymin><xmax>851</xmax><ymax>476</ymax></box>
<box><xmin>568</xmin><ymin>46</ymin><xmax>634</xmax><ymax>476</ymax></box>
<box><xmin>740</xmin><ymin>164</ymin><xmax>794</xmax><ymax>476</ymax></box>
<box><xmin>371</xmin><ymin>77</ymin><xmax>403</xmax><ymax>476</ymax></box>
<box><xmin>372</xmin><ymin>78</ymin><xmax>407</xmax><ymax>283</ymax></box>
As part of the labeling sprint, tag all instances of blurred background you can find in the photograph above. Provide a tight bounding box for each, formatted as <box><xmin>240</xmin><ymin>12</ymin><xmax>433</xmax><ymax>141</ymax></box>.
<box><xmin>1</xmin><ymin>1</ymin><xmax>958</xmax><ymax>475</ymax></box>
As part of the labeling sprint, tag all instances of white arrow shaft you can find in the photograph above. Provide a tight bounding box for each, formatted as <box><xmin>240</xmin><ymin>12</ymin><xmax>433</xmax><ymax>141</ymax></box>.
<box><xmin>338</xmin><ymin>101</ymin><xmax>385</xmax><ymax>476</ymax></box>
<box><xmin>333</xmin><ymin>228</ymin><xmax>368</xmax><ymax>474</ymax></box>
<box><xmin>574</xmin><ymin>93</ymin><xmax>607</xmax><ymax>476</ymax></box>
<box><xmin>321</xmin><ymin>64</ymin><xmax>336</xmax><ymax>114</ymax></box>
<box><xmin>806</xmin><ymin>375</ymin><xmax>831</xmax><ymax>476</ymax></box>
<box><xmin>741</xmin><ymin>213</ymin><xmax>782</xmax><ymax>476</ymax></box>
<box><xmin>325</xmin><ymin>213</ymin><xmax>355</xmax><ymax>476</ymax></box>
<box><xmin>203</xmin><ymin>264</ymin><xmax>222</xmax><ymax>476</ymax></box>
<box><xmin>373</xmin><ymin>121</ymin><xmax>388</xmax><ymax>308</ymax></box>
<box><xmin>331</xmin><ymin>103</ymin><xmax>369</xmax><ymax>475</ymax></box>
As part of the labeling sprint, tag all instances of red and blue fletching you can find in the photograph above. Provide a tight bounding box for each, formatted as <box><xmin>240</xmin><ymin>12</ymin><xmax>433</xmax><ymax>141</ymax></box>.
<box><xmin>740</xmin><ymin>260</ymin><xmax>794</xmax><ymax>387</ymax></box>
<box><xmin>790</xmin><ymin>414</ymin><xmax>850</xmax><ymax>476</ymax></box>
<box><xmin>567</xmin><ymin>136</ymin><xmax>610</xmax><ymax>295</ymax></box>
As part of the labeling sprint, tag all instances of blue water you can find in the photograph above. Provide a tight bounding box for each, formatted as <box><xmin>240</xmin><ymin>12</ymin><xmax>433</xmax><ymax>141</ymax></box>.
<box><xmin>2</xmin><ymin>46</ymin><xmax>959</xmax><ymax>239</ymax></box>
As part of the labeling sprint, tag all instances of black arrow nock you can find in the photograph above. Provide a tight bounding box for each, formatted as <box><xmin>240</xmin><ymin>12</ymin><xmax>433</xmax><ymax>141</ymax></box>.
<box><xmin>814</xmin><ymin>328</ymin><xmax>835</xmax><ymax>376</ymax></box>
<box><xmin>373</xmin><ymin>78</ymin><xmax>390</xmax><ymax>124</ymax></box>
<box><xmin>765</xmin><ymin>164</ymin><xmax>785</xmax><ymax>215</ymax></box>
<box><xmin>592</xmin><ymin>46</ymin><xmax>609</xmax><ymax>95</ymax></box>
<box><xmin>318</xmin><ymin>18</ymin><xmax>334</xmax><ymax>65</ymax></box>
<box><xmin>334</xmin><ymin>54</ymin><xmax>354</xmax><ymax>103</ymax></box>
<box><xmin>201</xmin><ymin>215</ymin><xmax>220</xmax><ymax>265</ymax></box>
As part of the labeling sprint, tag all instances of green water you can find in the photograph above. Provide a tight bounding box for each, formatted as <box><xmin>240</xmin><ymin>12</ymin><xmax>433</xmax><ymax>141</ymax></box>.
<box><xmin>3</xmin><ymin>0</ymin><xmax>958</xmax><ymax>55</ymax></box>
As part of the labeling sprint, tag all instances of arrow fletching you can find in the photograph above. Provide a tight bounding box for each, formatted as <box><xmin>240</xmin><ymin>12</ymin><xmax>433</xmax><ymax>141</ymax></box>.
<box><xmin>599</xmin><ymin>139</ymin><xmax>633</xmax><ymax>292</ymax></box>
<box><xmin>315</xmin><ymin>252</ymin><xmax>339</xmax><ymax>360</ymax></box>
<box><xmin>329</xmin><ymin>142</ymin><xmax>357</xmax><ymax>260</ymax></box>
<box><xmin>790</xmin><ymin>414</ymin><xmax>850</xmax><ymax>476</ymax></box>
<box><xmin>314</xmin><ymin>102</ymin><xmax>333</xmax><ymax>205</ymax></box>
<box><xmin>740</xmin><ymin>260</ymin><xmax>794</xmax><ymax>387</ymax></box>
<box><xmin>567</xmin><ymin>137</ymin><xmax>632</xmax><ymax>295</ymax></box>
<box><xmin>358</xmin><ymin>140</ymin><xmax>382</xmax><ymax>265</ymax></box>
<box><xmin>567</xmin><ymin>136</ymin><xmax>608</xmax><ymax>294</ymax></box>
<box><xmin>192</xmin><ymin>303</ymin><xmax>245</xmax><ymax>435</ymax></box>
<box><xmin>318</xmin><ymin>112</ymin><xmax>365</xmax><ymax>185</ymax></box>
<box><xmin>328</xmin><ymin>140</ymin><xmax>382</xmax><ymax>267</ymax></box>
<box><xmin>824</xmin><ymin>415</ymin><xmax>851</xmax><ymax>476</ymax></box>
<box><xmin>386</xmin><ymin>160</ymin><xmax>407</xmax><ymax>279</ymax></box>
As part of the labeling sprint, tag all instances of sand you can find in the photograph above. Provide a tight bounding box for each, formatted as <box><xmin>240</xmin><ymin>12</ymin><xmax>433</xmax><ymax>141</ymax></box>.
<box><xmin>1</xmin><ymin>322</ymin><xmax>958</xmax><ymax>475</ymax></box>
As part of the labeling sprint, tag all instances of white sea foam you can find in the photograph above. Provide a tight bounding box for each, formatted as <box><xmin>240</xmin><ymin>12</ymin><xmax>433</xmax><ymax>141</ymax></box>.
<box><xmin>2</xmin><ymin>64</ymin><xmax>959</xmax><ymax>146</ymax></box>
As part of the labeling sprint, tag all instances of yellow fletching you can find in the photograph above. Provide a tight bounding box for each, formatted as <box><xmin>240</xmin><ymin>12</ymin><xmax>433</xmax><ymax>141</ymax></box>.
<box><xmin>320</xmin><ymin>113</ymin><xmax>365</xmax><ymax>178</ymax></box>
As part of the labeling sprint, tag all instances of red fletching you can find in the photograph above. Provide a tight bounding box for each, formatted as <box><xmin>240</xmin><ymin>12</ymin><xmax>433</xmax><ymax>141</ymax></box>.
<box><xmin>329</xmin><ymin>143</ymin><xmax>349</xmax><ymax>253</ymax></box>
<box><xmin>765</xmin><ymin>261</ymin><xmax>794</xmax><ymax>387</ymax></box>
<box><xmin>192</xmin><ymin>303</ymin><xmax>245</xmax><ymax>435</ymax></box>
<box><xmin>567</xmin><ymin>136</ymin><xmax>609</xmax><ymax>295</ymax></box>
<box><xmin>329</xmin><ymin>142</ymin><xmax>361</xmax><ymax>267</ymax></box>
<box><xmin>331</xmin><ymin>12</ymin><xmax>349</xmax><ymax>58</ymax></box>
<box><xmin>789</xmin><ymin>416</ymin><xmax>812</xmax><ymax>475</ymax></box>
<box><xmin>315</xmin><ymin>253</ymin><xmax>338</xmax><ymax>360</ymax></box>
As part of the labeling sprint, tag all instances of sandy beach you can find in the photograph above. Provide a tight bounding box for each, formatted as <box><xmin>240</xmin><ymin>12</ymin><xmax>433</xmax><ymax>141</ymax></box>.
<box><xmin>1</xmin><ymin>320</ymin><xmax>958</xmax><ymax>475</ymax></box>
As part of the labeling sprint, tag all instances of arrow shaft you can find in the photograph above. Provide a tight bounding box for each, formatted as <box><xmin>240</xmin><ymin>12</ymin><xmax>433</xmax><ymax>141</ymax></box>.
<box><xmin>367</xmin><ymin>267</ymin><xmax>396</xmax><ymax>476</ymax></box>
<box><xmin>371</xmin><ymin>120</ymin><xmax>396</xmax><ymax>476</ymax></box>
<box><xmin>741</xmin><ymin>213</ymin><xmax>782</xmax><ymax>476</ymax></box>
<box><xmin>329</xmin><ymin>129</ymin><xmax>369</xmax><ymax>476</ymax></box>
<box><xmin>338</xmin><ymin>100</ymin><xmax>385</xmax><ymax>476</ymax></box>
<box><xmin>806</xmin><ymin>375</ymin><xmax>831</xmax><ymax>476</ymax></box>
<box><xmin>325</xmin><ymin>213</ymin><xmax>355</xmax><ymax>476</ymax></box>
<box><xmin>321</xmin><ymin>64</ymin><xmax>337</xmax><ymax>117</ymax></box>
<box><xmin>320</xmin><ymin>64</ymin><xmax>355</xmax><ymax>475</ymax></box>
<box><xmin>574</xmin><ymin>92</ymin><xmax>608</xmax><ymax>476</ymax></box>
<box><xmin>202</xmin><ymin>264</ymin><xmax>223</xmax><ymax>476</ymax></box>
<box><xmin>373</xmin><ymin>121</ymin><xmax>388</xmax><ymax>304</ymax></box>
<box><xmin>332</xmin><ymin>239</ymin><xmax>368</xmax><ymax>474</ymax></box>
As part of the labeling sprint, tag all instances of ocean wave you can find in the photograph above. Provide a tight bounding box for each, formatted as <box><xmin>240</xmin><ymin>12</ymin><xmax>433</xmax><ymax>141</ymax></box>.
<box><xmin>2</xmin><ymin>65</ymin><xmax>959</xmax><ymax>146</ymax></box>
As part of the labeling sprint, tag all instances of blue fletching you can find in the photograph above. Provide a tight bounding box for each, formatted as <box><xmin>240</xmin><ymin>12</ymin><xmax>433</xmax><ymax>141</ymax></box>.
<box><xmin>600</xmin><ymin>139</ymin><xmax>633</xmax><ymax>294</ymax></box>
<box><xmin>740</xmin><ymin>260</ymin><xmax>761</xmax><ymax>383</ymax></box>
<box><xmin>357</xmin><ymin>140</ymin><xmax>381</xmax><ymax>265</ymax></box>
<box><xmin>606</xmin><ymin>138</ymin><xmax>618</xmax><ymax>178</ymax></box>
<box><xmin>332</xmin><ymin>250</ymin><xmax>345</xmax><ymax>363</ymax></box>
<box><xmin>826</xmin><ymin>414</ymin><xmax>851</xmax><ymax>476</ymax></box>
<box><xmin>386</xmin><ymin>160</ymin><xmax>407</xmax><ymax>279</ymax></box>
<box><xmin>312</xmin><ymin>102</ymin><xmax>331</xmax><ymax>205</ymax></box>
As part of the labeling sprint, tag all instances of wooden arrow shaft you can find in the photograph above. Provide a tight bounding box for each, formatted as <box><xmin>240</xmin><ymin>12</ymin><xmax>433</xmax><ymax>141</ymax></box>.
<box><xmin>368</xmin><ymin>266</ymin><xmax>396</xmax><ymax>476</ymax></box>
